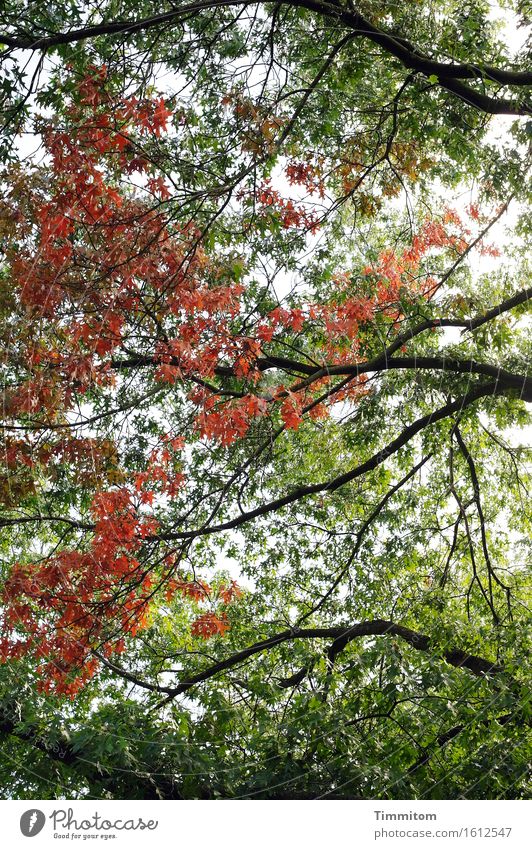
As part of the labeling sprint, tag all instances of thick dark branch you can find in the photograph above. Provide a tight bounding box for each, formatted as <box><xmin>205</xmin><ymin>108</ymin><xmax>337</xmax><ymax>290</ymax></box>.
<box><xmin>157</xmin><ymin>380</ymin><xmax>517</xmax><ymax>541</ymax></box>
<box><xmin>112</xmin><ymin>280</ymin><xmax>532</xmax><ymax>394</ymax></box>
<box><xmin>3</xmin><ymin>378</ymin><xmax>526</xmax><ymax>539</ymax></box>
<box><xmin>163</xmin><ymin>618</ymin><xmax>504</xmax><ymax>700</ymax></box>
<box><xmin>384</xmin><ymin>284</ymin><xmax>532</xmax><ymax>356</ymax></box>
<box><xmin>3</xmin><ymin>381</ymin><xmax>509</xmax><ymax>537</ymax></box>
<box><xmin>91</xmin><ymin>649</ymin><xmax>172</xmax><ymax>694</ymax></box>
<box><xmin>0</xmin><ymin>706</ymin><xmax>89</xmax><ymax>767</ymax></box>
<box><xmin>287</xmin><ymin>357</ymin><xmax>532</xmax><ymax>400</ymax></box>
<box><xmin>304</xmin><ymin>1</ymin><xmax>531</xmax><ymax>114</ymax></box>
<box><xmin>1</xmin><ymin>1</ymin><xmax>529</xmax><ymax>115</ymax></box>
<box><xmin>467</xmin><ymin>284</ymin><xmax>532</xmax><ymax>331</ymax></box>
<box><xmin>112</xmin><ymin>350</ymin><xmax>532</xmax><ymax>401</ymax></box>
<box><xmin>309</xmin><ymin>3</ymin><xmax>532</xmax><ymax>85</ymax></box>
<box><xmin>0</xmin><ymin>1</ymin><xmax>251</xmax><ymax>48</ymax></box>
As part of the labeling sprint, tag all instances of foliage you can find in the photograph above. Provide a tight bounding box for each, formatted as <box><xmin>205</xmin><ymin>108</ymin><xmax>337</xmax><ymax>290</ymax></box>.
<box><xmin>0</xmin><ymin>0</ymin><xmax>530</xmax><ymax>799</ymax></box>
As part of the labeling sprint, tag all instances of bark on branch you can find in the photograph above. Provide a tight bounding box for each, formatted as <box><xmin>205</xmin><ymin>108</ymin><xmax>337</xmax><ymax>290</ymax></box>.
<box><xmin>161</xmin><ymin>617</ymin><xmax>505</xmax><ymax>701</ymax></box>
<box><xmin>1</xmin><ymin>1</ymin><xmax>529</xmax><ymax>115</ymax></box>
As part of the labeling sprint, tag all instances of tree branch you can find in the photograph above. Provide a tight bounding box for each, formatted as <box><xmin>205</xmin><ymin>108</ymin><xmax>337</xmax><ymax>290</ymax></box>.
<box><xmin>159</xmin><ymin>617</ymin><xmax>505</xmax><ymax>703</ymax></box>
<box><xmin>1</xmin><ymin>1</ymin><xmax>529</xmax><ymax>115</ymax></box>
<box><xmin>157</xmin><ymin>380</ymin><xmax>519</xmax><ymax>541</ymax></box>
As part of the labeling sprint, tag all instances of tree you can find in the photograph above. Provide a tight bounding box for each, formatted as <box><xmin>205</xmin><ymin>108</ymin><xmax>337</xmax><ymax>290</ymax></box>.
<box><xmin>0</xmin><ymin>1</ymin><xmax>530</xmax><ymax>799</ymax></box>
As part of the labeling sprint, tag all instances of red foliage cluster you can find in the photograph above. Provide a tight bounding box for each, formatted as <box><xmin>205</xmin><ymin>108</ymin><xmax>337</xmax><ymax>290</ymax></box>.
<box><xmin>193</xmin><ymin>391</ymin><xmax>269</xmax><ymax>445</ymax></box>
<box><xmin>255</xmin><ymin>181</ymin><xmax>321</xmax><ymax>233</ymax></box>
<box><xmin>165</xmin><ymin>577</ymin><xmax>242</xmax><ymax>638</ymax></box>
<box><xmin>133</xmin><ymin>435</ymin><xmax>186</xmax><ymax>502</ymax></box>
<box><xmin>4</xmin><ymin>70</ymin><xmax>245</xmax><ymax>423</ymax></box>
<box><xmin>1</xmin><ymin>486</ymin><xmax>158</xmax><ymax>696</ymax></box>
<box><xmin>0</xmin><ymin>70</ymin><xmax>246</xmax><ymax>694</ymax></box>
<box><xmin>285</xmin><ymin>160</ymin><xmax>326</xmax><ymax>199</ymax></box>
<box><xmin>190</xmin><ymin>613</ymin><xmax>230</xmax><ymax>639</ymax></box>
<box><xmin>318</xmin><ymin>215</ymin><xmax>470</xmax><ymax>351</ymax></box>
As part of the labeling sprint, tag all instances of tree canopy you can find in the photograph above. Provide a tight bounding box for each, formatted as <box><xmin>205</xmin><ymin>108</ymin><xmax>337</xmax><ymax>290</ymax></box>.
<box><xmin>0</xmin><ymin>0</ymin><xmax>530</xmax><ymax>799</ymax></box>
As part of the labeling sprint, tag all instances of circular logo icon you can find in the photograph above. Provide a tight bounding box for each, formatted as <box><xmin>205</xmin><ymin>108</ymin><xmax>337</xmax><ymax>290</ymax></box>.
<box><xmin>20</xmin><ymin>810</ymin><xmax>46</xmax><ymax>837</ymax></box>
